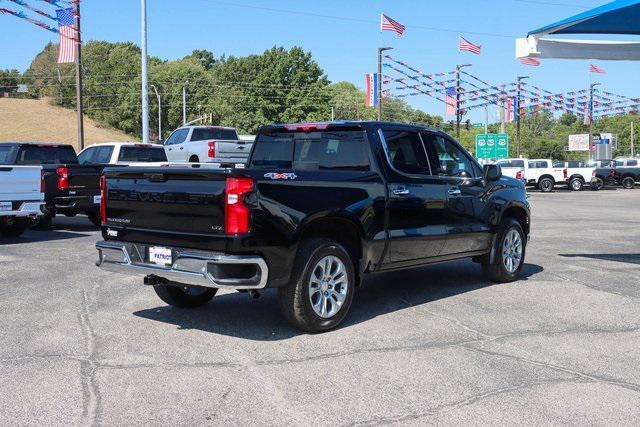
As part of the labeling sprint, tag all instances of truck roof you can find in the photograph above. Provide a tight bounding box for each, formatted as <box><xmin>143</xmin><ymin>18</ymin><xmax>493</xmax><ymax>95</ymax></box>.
<box><xmin>0</xmin><ymin>142</ymin><xmax>75</xmax><ymax>148</ymax></box>
<box><xmin>258</xmin><ymin>121</ymin><xmax>442</xmax><ymax>133</ymax></box>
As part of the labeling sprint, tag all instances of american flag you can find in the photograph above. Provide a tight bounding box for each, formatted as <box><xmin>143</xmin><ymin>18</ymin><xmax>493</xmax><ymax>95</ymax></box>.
<box><xmin>56</xmin><ymin>8</ymin><xmax>76</xmax><ymax>64</ymax></box>
<box><xmin>380</xmin><ymin>13</ymin><xmax>405</xmax><ymax>36</ymax></box>
<box><xmin>589</xmin><ymin>63</ymin><xmax>606</xmax><ymax>74</ymax></box>
<box><xmin>519</xmin><ymin>57</ymin><xmax>540</xmax><ymax>67</ymax></box>
<box><xmin>445</xmin><ymin>87</ymin><xmax>457</xmax><ymax>116</ymax></box>
<box><xmin>459</xmin><ymin>36</ymin><xmax>481</xmax><ymax>55</ymax></box>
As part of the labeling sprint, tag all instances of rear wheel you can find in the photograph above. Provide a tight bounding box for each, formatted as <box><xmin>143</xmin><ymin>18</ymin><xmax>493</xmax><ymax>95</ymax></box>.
<box><xmin>538</xmin><ymin>177</ymin><xmax>554</xmax><ymax>193</ymax></box>
<box><xmin>569</xmin><ymin>178</ymin><xmax>583</xmax><ymax>191</ymax></box>
<box><xmin>86</xmin><ymin>211</ymin><xmax>101</xmax><ymax>227</ymax></box>
<box><xmin>30</xmin><ymin>212</ymin><xmax>53</xmax><ymax>230</ymax></box>
<box><xmin>278</xmin><ymin>238</ymin><xmax>355</xmax><ymax>333</ymax></box>
<box><xmin>591</xmin><ymin>178</ymin><xmax>604</xmax><ymax>191</ymax></box>
<box><xmin>153</xmin><ymin>284</ymin><xmax>217</xmax><ymax>308</ymax></box>
<box><xmin>481</xmin><ymin>218</ymin><xmax>526</xmax><ymax>283</ymax></box>
<box><xmin>622</xmin><ymin>177</ymin><xmax>635</xmax><ymax>189</ymax></box>
<box><xmin>0</xmin><ymin>217</ymin><xmax>28</xmax><ymax>238</ymax></box>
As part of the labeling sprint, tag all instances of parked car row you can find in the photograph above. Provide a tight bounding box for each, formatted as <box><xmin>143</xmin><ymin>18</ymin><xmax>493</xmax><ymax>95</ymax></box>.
<box><xmin>494</xmin><ymin>157</ymin><xmax>639</xmax><ymax>192</ymax></box>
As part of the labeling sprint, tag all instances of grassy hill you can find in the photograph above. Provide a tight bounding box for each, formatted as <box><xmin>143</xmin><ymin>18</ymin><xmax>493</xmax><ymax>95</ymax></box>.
<box><xmin>0</xmin><ymin>98</ymin><xmax>135</xmax><ymax>151</ymax></box>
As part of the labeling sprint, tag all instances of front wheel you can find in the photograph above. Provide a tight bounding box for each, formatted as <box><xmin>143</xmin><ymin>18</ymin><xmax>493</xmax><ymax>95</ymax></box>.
<box><xmin>481</xmin><ymin>218</ymin><xmax>526</xmax><ymax>283</ymax></box>
<box><xmin>278</xmin><ymin>239</ymin><xmax>355</xmax><ymax>333</ymax></box>
<box><xmin>569</xmin><ymin>178</ymin><xmax>583</xmax><ymax>191</ymax></box>
<box><xmin>538</xmin><ymin>177</ymin><xmax>554</xmax><ymax>193</ymax></box>
<box><xmin>622</xmin><ymin>177</ymin><xmax>635</xmax><ymax>189</ymax></box>
<box><xmin>153</xmin><ymin>284</ymin><xmax>217</xmax><ymax>308</ymax></box>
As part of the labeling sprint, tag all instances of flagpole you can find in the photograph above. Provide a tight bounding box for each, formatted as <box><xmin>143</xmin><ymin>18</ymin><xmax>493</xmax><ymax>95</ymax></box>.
<box><xmin>73</xmin><ymin>0</ymin><xmax>84</xmax><ymax>150</ymax></box>
<box><xmin>377</xmin><ymin>47</ymin><xmax>393</xmax><ymax>121</ymax></box>
<box><xmin>141</xmin><ymin>0</ymin><xmax>149</xmax><ymax>144</ymax></box>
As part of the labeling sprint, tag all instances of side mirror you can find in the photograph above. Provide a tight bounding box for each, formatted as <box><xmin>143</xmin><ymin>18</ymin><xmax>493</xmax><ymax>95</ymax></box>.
<box><xmin>483</xmin><ymin>164</ymin><xmax>502</xmax><ymax>182</ymax></box>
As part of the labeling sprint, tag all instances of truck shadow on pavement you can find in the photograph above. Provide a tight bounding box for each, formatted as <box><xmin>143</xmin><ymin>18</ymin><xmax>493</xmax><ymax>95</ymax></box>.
<box><xmin>1</xmin><ymin>217</ymin><xmax>97</xmax><ymax>244</ymax></box>
<box><xmin>559</xmin><ymin>253</ymin><xmax>640</xmax><ymax>265</ymax></box>
<box><xmin>133</xmin><ymin>261</ymin><xmax>543</xmax><ymax>340</ymax></box>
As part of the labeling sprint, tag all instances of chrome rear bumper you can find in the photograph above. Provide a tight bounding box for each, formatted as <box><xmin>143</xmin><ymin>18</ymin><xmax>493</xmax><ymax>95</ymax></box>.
<box><xmin>95</xmin><ymin>240</ymin><xmax>268</xmax><ymax>289</ymax></box>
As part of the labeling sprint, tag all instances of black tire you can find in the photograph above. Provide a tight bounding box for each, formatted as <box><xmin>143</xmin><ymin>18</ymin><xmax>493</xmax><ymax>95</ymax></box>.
<box><xmin>86</xmin><ymin>211</ymin><xmax>101</xmax><ymax>227</ymax></box>
<box><xmin>538</xmin><ymin>177</ymin><xmax>554</xmax><ymax>193</ymax></box>
<box><xmin>30</xmin><ymin>212</ymin><xmax>53</xmax><ymax>230</ymax></box>
<box><xmin>591</xmin><ymin>178</ymin><xmax>604</xmax><ymax>191</ymax></box>
<box><xmin>153</xmin><ymin>284</ymin><xmax>217</xmax><ymax>308</ymax></box>
<box><xmin>0</xmin><ymin>217</ymin><xmax>28</xmax><ymax>238</ymax></box>
<box><xmin>569</xmin><ymin>177</ymin><xmax>583</xmax><ymax>191</ymax></box>
<box><xmin>189</xmin><ymin>155</ymin><xmax>199</xmax><ymax>163</ymax></box>
<box><xmin>481</xmin><ymin>218</ymin><xmax>526</xmax><ymax>283</ymax></box>
<box><xmin>622</xmin><ymin>177</ymin><xmax>635</xmax><ymax>189</ymax></box>
<box><xmin>278</xmin><ymin>238</ymin><xmax>356</xmax><ymax>333</ymax></box>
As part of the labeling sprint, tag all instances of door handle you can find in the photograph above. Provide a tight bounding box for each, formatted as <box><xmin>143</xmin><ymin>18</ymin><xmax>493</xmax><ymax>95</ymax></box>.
<box><xmin>448</xmin><ymin>187</ymin><xmax>462</xmax><ymax>196</ymax></box>
<box><xmin>180</xmin><ymin>147</ymin><xmax>184</xmax><ymax>150</ymax></box>
<box><xmin>392</xmin><ymin>187</ymin><xmax>410</xmax><ymax>196</ymax></box>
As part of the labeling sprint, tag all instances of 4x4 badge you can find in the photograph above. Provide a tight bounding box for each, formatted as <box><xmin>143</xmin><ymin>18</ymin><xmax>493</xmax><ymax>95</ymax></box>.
<box><xmin>264</xmin><ymin>172</ymin><xmax>297</xmax><ymax>180</ymax></box>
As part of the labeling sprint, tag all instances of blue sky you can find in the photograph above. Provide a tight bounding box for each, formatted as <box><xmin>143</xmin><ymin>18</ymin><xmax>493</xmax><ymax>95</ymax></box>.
<box><xmin>1</xmin><ymin>0</ymin><xmax>638</xmax><ymax>121</ymax></box>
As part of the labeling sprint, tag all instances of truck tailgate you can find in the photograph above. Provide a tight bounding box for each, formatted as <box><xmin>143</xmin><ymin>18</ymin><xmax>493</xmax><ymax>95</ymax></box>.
<box><xmin>0</xmin><ymin>165</ymin><xmax>42</xmax><ymax>201</ymax></box>
<box><xmin>104</xmin><ymin>168</ymin><xmax>228</xmax><ymax>235</ymax></box>
<box><xmin>215</xmin><ymin>140</ymin><xmax>252</xmax><ymax>160</ymax></box>
<box><xmin>67</xmin><ymin>164</ymin><xmax>105</xmax><ymax>196</ymax></box>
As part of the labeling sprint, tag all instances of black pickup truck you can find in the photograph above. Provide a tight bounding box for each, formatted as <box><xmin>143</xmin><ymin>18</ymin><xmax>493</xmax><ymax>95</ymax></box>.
<box><xmin>591</xmin><ymin>164</ymin><xmax>640</xmax><ymax>190</ymax></box>
<box><xmin>0</xmin><ymin>143</ymin><xmax>109</xmax><ymax>227</ymax></box>
<box><xmin>95</xmin><ymin>122</ymin><xmax>530</xmax><ymax>332</ymax></box>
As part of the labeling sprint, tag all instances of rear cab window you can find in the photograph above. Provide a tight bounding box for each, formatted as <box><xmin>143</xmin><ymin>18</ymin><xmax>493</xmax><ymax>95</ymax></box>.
<box><xmin>250</xmin><ymin>127</ymin><xmax>369</xmax><ymax>171</ymax></box>
<box><xmin>191</xmin><ymin>128</ymin><xmax>239</xmax><ymax>141</ymax></box>
<box><xmin>0</xmin><ymin>145</ymin><xmax>17</xmax><ymax>163</ymax></box>
<box><xmin>497</xmin><ymin>160</ymin><xmax>525</xmax><ymax>168</ymax></box>
<box><xmin>15</xmin><ymin>145</ymin><xmax>78</xmax><ymax>165</ymax></box>
<box><xmin>118</xmin><ymin>146</ymin><xmax>167</xmax><ymax>162</ymax></box>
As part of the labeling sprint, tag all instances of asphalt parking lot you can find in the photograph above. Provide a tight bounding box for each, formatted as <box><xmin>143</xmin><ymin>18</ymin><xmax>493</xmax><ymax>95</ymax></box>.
<box><xmin>2</xmin><ymin>189</ymin><xmax>640</xmax><ymax>425</ymax></box>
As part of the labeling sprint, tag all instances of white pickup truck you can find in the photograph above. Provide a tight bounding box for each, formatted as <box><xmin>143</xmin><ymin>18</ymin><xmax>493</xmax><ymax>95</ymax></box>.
<box><xmin>163</xmin><ymin>126</ymin><xmax>252</xmax><ymax>165</ymax></box>
<box><xmin>0</xmin><ymin>165</ymin><xmax>44</xmax><ymax>237</ymax></box>
<box><xmin>553</xmin><ymin>161</ymin><xmax>596</xmax><ymax>191</ymax></box>
<box><xmin>496</xmin><ymin>158</ymin><xmax>565</xmax><ymax>192</ymax></box>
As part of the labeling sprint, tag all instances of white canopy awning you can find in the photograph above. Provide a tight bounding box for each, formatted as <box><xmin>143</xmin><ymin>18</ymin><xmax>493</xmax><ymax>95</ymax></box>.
<box><xmin>516</xmin><ymin>36</ymin><xmax>640</xmax><ymax>60</ymax></box>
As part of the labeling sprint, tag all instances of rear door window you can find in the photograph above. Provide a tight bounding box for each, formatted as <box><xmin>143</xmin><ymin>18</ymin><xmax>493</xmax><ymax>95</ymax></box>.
<box><xmin>251</xmin><ymin>129</ymin><xmax>369</xmax><ymax>171</ymax></box>
<box><xmin>118</xmin><ymin>146</ymin><xmax>167</xmax><ymax>162</ymax></box>
<box><xmin>92</xmin><ymin>146</ymin><xmax>114</xmax><ymax>164</ymax></box>
<box><xmin>627</xmin><ymin>160</ymin><xmax>638</xmax><ymax>166</ymax></box>
<box><xmin>382</xmin><ymin>130</ymin><xmax>431</xmax><ymax>175</ymax></box>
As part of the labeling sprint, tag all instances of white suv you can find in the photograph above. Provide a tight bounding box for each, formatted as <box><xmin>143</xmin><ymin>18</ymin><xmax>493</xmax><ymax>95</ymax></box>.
<box><xmin>163</xmin><ymin>126</ymin><xmax>252</xmax><ymax>164</ymax></box>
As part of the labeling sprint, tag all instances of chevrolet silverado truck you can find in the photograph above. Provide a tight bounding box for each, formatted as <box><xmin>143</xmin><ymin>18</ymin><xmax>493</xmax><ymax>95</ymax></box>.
<box><xmin>0</xmin><ymin>165</ymin><xmax>44</xmax><ymax>237</ymax></box>
<box><xmin>95</xmin><ymin>122</ymin><xmax>530</xmax><ymax>332</ymax></box>
<box><xmin>0</xmin><ymin>142</ymin><xmax>120</xmax><ymax>228</ymax></box>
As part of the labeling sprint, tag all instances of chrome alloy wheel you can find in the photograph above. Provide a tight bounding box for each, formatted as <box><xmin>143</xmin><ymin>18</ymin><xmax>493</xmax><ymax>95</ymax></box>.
<box><xmin>308</xmin><ymin>255</ymin><xmax>349</xmax><ymax>318</ymax></box>
<box><xmin>502</xmin><ymin>228</ymin><xmax>523</xmax><ymax>274</ymax></box>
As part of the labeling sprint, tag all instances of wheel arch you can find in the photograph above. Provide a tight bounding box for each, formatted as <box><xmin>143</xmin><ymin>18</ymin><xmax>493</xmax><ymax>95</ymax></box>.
<box><xmin>499</xmin><ymin>203</ymin><xmax>530</xmax><ymax>238</ymax></box>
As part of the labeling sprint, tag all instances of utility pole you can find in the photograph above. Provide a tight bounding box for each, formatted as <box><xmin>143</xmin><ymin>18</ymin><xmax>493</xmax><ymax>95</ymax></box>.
<box><xmin>182</xmin><ymin>81</ymin><xmax>189</xmax><ymax>126</ymax></box>
<box><xmin>455</xmin><ymin>64</ymin><xmax>471</xmax><ymax>141</ymax></box>
<box><xmin>140</xmin><ymin>0</ymin><xmax>149</xmax><ymax>144</ymax></box>
<box><xmin>484</xmin><ymin>105</ymin><xmax>488</xmax><ymax>134</ymax></box>
<box><xmin>631</xmin><ymin>121</ymin><xmax>635</xmax><ymax>157</ymax></box>
<box><xmin>588</xmin><ymin>82</ymin><xmax>601</xmax><ymax>161</ymax></box>
<box><xmin>377</xmin><ymin>47</ymin><xmax>393</xmax><ymax>121</ymax></box>
<box><xmin>516</xmin><ymin>76</ymin><xmax>530</xmax><ymax>157</ymax></box>
<box><xmin>331</xmin><ymin>106</ymin><xmax>335</xmax><ymax>121</ymax></box>
<box><xmin>73</xmin><ymin>0</ymin><xmax>84</xmax><ymax>150</ymax></box>
<box><xmin>151</xmin><ymin>85</ymin><xmax>161</xmax><ymax>141</ymax></box>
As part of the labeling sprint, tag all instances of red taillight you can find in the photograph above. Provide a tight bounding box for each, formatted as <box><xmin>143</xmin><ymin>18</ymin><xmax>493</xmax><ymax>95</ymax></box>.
<box><xmin>592</xmin><ymin>170</ymin><xmax>597</xmax><ymax>177</ymax></box>
<box><xmin>40</xmin><ymin>170</ymin><xmax>46</xmax><ymax>193</ymax></box>
<box><xmin>563</xmin><ymin>168</ymin><xmax>568</xmax><ymax>179</ymax></box>
<box><xmin>208</xmin><ymin>141</ymin><xmax>216</xmax><ymax>158</ymax></box>
<box><xmin>100</xmin><ymin>175</ymin><xmax>107</xmax><ymax>225</ymax></box>
<box><xmin>516</xmin><ymin>170</ymin><xmax>523</xmax><ymax>180</ymax></box>
<box><xmin>56</xmin><ymin>167</ymin><xmax>69</xmax><ymax>191</ymax></box>
<box><xmin>225</xmin><ymin>177</ymin><xmax>254</xmax><ymax>234</ymax></box>
<box><xmin>610</xmin><ymin>169</ymin><xmax>616</xmax><ymax>177</ymax></box>
<box><xmin>284</xmin><ymin>123</ymin><xmax>330</xmax><ymax>132</ymax></box>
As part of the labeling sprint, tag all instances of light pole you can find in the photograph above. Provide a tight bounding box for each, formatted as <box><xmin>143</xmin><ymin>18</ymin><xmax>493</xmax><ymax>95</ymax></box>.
<box><xmin>516</xmin><ymin>75</ymin><xmax>530</xmax><ymax>157</ymax></box>
<box><xmin>151</xmin><ymin>85</ymin><xmax>161</xmax><ymax>141</ymax></box>
<box><xmin>73</xmin><ymin>0</ymin><xmax>84</xmax><ymax>149</ymax></box>
<box><xmin>377</xmin><ymin>47</ymin><xmax>393</xmax><ymax>121</ymax></box>
<box><xmin>182</xmin><ymin>81</ymin><xmax>189</xmax><ymax>126</ymax></box>
<box><xmin>455</xmin><ymin>64</ymin><xmax>472</xmax><ymax>141</ymax></box>
<box><xmin>589</xmin><ymin>82</ymin><xmax>601</xmax><ymax>161</ymax></box>
<box><xmin>140</xmin><ymin>0</ymin><xmax>149</xmax><ymax>144</ymax></box>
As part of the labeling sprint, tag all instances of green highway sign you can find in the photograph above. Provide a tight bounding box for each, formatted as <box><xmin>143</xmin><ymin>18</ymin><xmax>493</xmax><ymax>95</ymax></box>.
<box><xmin>473</xmin><ymin>123</ymin><xmax>484</xmax><ymax>128</ymax></box>
<box><xmin>475</xmin><ymin>133</ymin><xmax>509</xmax><ymax>160</ymax></box>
